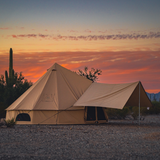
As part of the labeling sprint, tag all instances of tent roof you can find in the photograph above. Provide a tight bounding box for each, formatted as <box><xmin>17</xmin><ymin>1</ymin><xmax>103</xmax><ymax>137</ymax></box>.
<box><xmin>6</xmin><ymin>63</ymin><xmax>92</xmax><ymax>111</ymax></box>
<box><xmin>6</xmin><ymin>63</ymin><xmax>152</xmax><ymax>112</ymax></box>
<box><xmin>73</xmin><ymin>81</ymin><xmax>152</xmax><ymax>109</ymax></box>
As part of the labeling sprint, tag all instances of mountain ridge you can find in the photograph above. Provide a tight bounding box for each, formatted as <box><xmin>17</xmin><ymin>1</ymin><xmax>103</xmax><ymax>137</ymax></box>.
<box><xmin>146</xmin><ymin>92</ymin><xmax>160</xmax><ymax>102</ymax></box>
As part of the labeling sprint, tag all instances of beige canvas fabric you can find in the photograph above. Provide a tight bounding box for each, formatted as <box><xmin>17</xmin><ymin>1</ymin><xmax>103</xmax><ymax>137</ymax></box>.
<box><xmin>6</xmin><ymin>63</ymin><xmax>152</xmax><ymax>124</ymax></box>
<box><xmin>6</xmin><ymin>63</ymin><xmax>92</xmax><ymax>111</ymax></box>
<box><xmin>73</xmin><ymin>81</ymin><xmax>152</xmax><ymax>109</ymax></box>
<box><xmin>6</xmin><ymin>110</ymin><xmax>86</xmax><ymax>124</ymax></box>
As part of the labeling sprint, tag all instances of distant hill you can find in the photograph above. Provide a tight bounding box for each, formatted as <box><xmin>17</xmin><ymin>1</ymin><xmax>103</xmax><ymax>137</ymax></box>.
<box><xmin>147</xmin><ymin>92</ymin><xmax>160</xmax><ymax>102</ymax></box>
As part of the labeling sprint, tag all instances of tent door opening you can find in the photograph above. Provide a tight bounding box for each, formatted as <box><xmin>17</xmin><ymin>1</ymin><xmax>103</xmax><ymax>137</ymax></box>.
<box><xmin>87</xmin><ymin>107</ymin><xmax>96</xmax><ymax>121</ymax></box>
<box><xmin>85</xmin><ymin>107</ymin><xmax>108</xmax><ymax>123</ymax></box>
<box><xmin>97</xmin><ymin>107</ymin><xmax>106</xmax><ymax>120</ymax></box>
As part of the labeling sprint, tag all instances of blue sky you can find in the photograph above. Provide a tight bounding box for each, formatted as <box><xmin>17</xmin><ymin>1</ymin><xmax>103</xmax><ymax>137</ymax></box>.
<box><xmin>1</xmin><ymin>0</ymin><xmax>160</xmax><ymax>32</ymax></box>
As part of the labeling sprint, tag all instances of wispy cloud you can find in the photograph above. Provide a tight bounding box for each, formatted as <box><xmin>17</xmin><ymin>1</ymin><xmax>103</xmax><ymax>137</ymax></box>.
<box><xmin>84</xmin><ymin>29</ymin><xmax>93</xmax><ymax>33</ymax></box>
<box><xmin>0</xmin><ymin>50</ymin><xmax>160</xmax><ymax>93</ymax></box>
<box><xmin>12</xmin><ymin>34</ymin><xmax>38</xmax><ymax>38</ymax></box>
<box><xmin>0</xmin><ymin>27</ymin><xmax>25</xmax><ymax>30</ymax></box>
<box><xmin>98</xmin><ymin>30</ymin><xmax>107</xmax><ymax>34</ymax></box>
<box><xmin>0</xmin><ymin>27</ymin><xmax>11</xmax><ymax>30</ymax></box>
<box><xmin>11</xmin><ymin>32</ymin><xmax>160</xmax><ymax>41</ymax></box>
<box><xmin>68</xmin><ymin>30</ymin><xmax>78</xmax><ymax>33</ymax></box>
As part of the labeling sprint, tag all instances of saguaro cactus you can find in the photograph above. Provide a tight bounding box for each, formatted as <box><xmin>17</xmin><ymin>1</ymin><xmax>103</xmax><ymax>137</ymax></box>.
<box><xmin>5</xmin><ymin>70</ymin><xmax>9</xmax><ymax>86</ymax></box>
<box><xmin>9</xmin><ymin>48</ymin><xmax>13</xmax><ymax>79</ymax></box>
<box><xmin>5</xmin><ymin>48</ymin><xmax>14</xmax><ymax>86</ymax></box>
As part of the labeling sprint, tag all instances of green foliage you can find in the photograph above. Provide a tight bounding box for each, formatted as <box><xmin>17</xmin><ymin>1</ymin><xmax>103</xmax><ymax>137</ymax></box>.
<box><xmin>0</xmin><ymin>48</ymin><xmax>32</xmax><ymax>118</ymax></box>
<box><xmin>0</xmin><ymin>72</ymin><xmax>32</xmax><ymax>118</ymax></box>
<box><xmin>143</xmin><ymin>101</ymin><xmax>160</xmax><ymax>115</ymax></box>
<box><xmin>0</xmin><ymin>75</ymin><xmax>5</xmax><ymax>102</ymax></box>
<box><xmin>9</xmin><ymin>48</ymin><xmax>13</xmax><ymax>80</ymax></box>
<box><xmin>5</xmin><ymin>48</ymin><xmax>15</xmax><ymax>87</ymax></box>
<box><xmin>128</xmin><ymin>106</ymin><xmax>146</xmax><ymax>120</ymax></box>
<box><xmin>105</xmin><ymin>106</ymin><xmax>130</xmax><ymax>120</ymax></box>
<box><xmin>0</xmin><ymin>102</ymin><xmax>7</xmax><ymax>118</ymax></box>
<box><xmin>76</xmin><ymin>66</ymin><xmax>102</xmax><ymax>82</ymax></box>
<box><xmin>5</xmin><ymin>118</ymin><xmax>16</xmax><ymax>127</ymax></box>
<box><xmin>130</xmin><ymin>106</ymin><xmax>139</xmax><ymax>120</ymax></box>
<box><xmin>105</xmin><ymin>102</ymin><xmax>160</xmax><ymax>120</ymax></box>
<box><xmin>3</xmin><ymin>72</ymin><xmax>32</xmax><ymax>106</ymax></box>
<box><xmin>5</xmin><ymin>71</ymin><xmax>9</xmax><ymax>86</ymax></box>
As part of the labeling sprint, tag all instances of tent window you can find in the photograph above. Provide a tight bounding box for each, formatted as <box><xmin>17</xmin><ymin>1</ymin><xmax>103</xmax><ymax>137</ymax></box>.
<box><xmin>97</xmin><ymin>107</ymin><xmax>106</xmax><ymax>120</ymax></box>
<box><xmin>16</xmin><ymin>113</ymin><xmax>31</xmax><ymax>121</ymax></box>
<box><xmin>87</xmin><ymin>107</ymin><xmax>96</xmax><ymax>121</ymax></box>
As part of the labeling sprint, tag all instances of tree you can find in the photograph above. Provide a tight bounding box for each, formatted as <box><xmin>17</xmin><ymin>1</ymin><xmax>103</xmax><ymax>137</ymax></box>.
<box><xmin>0</xmin><ymin>48</ymin><xmax>33</xmax><ymax>118</ymax></box>
<box><xmin>4</xmin><ymin>72</ymin><xmax>32</xmax><ymax>106</ymax></box>
<box><xmin>0</xmin><ymin>72</ymin><xmax>32</xmax><ymax>118</ymax></box>
<box><xmin>0</xmin><ymin>75</ymin><xmax>5</xmax><ymax>102</ymax></box>
<box><xmin>76</xmin><ymin>67</ymin><xmax>102</xmax><ymax>82</ymax></box>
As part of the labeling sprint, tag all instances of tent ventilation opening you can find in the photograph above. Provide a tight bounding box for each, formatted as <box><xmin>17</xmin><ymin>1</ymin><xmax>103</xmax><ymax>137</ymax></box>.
<box><xmin>16</xmin><ymin>113</ymin><xmax>31</xmax><ymax>121</ymax></box>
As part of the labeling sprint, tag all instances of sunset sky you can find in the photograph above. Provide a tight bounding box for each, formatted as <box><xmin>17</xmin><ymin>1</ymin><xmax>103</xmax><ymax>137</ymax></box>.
<box><xmin>0</xmin><ymin>0</ymin><xmax>160</xmax><ymax>93</ymax></box>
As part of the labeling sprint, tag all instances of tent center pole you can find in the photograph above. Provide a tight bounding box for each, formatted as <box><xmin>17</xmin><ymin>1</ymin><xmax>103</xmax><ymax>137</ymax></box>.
<box><xmin>139</xmin><ymin>81</ymin><xmax>140</xmax><ymax>125</ymax></box>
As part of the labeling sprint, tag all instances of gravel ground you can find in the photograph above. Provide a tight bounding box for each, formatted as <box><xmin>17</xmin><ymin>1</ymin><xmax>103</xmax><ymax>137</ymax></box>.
<box><xmin>0</xmin><ymin>115</ymin><xmax>160</xmax><ymax>160</ymax></box>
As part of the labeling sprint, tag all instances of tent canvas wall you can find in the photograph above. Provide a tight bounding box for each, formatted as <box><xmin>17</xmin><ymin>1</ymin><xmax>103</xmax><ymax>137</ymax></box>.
<box><xmin>6</xmin><ymin>63</ymin><xmax>152</xmax><ymax>124</ymax></box>
<box><xmin>6</xmin><ymin>63</ymin><xmax>108</xmax><ymax>124</ymax></box>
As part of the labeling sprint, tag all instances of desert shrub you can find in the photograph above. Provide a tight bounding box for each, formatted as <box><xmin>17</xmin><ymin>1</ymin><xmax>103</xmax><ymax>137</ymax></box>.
<box><xmin>128</xmin><ymin>106</ymin><xmax>147</xmax><ymax>120</ymax></box>
<box><xmin>130</xmin><ymin>106</ymin><xmax>139</xmax><ymax>119</ymax></box>
<box><xmin>0</xmin><ymin>102</ymin><xmax>7</xmax><ymax>118</ymax></box>
<box><xmin>5</xmin><ymin>118</ymin><xmax>16</xmax><ymax>127</ymax></box>
<box><xmin>105</xmin><ymin>106</ymin><xmax>130</xmax><ymax>120</ymax></box>
<box><xmin>143</xmin><ymin>101</ymin><xmax>160</xmax><ymax>115</ymax></box>
<box><xmin>0</xmin><ymin>72</ymin><xmax>32</xmax><ymax>118</ymax></box>
<box><xmin>105</xmin><ymin>106</ymin><xmax>149</xmax><ymax>120</ymax></box>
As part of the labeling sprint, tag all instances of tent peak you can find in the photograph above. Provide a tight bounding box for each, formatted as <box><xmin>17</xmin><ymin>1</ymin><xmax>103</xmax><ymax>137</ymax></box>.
<box><xmin>47</xmin><ymin>63</ymin><xmax>60</xmax><ymax>71</ymax></box>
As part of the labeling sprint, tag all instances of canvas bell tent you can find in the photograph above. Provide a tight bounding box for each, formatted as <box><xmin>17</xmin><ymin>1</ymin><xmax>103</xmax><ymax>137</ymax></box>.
<box><xmin>6</xmin><ymin>63</ymin><xmax>152</xmax><ymax>124</ymax></box>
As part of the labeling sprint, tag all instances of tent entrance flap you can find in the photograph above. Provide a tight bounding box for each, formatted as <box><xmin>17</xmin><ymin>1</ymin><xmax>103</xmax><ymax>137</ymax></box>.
<box><xmin>97</xmin><ymin>107</ymin><xmax>106</xmax><ymax>120</ymax></box>
<box><xmin>85</xmin><ymin>106</ymin><xmax>108</xmax><ymax>123</ymax></box>
<box><xmin>87</xmin><ymin>107</ymin><xmax>96</xmax><ymax>121</ymax></box>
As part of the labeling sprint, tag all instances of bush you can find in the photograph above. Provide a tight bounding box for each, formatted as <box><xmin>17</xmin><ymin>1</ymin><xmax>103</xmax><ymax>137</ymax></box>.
<box><xmin>142</xmin><ymin>101</ymin><xmax>160</xmax><ymax>115</ymax></box>
<box><xmin>128</xmin><ymin>106</ymin><xmax>146</xmax><ymax>120</ymax></box>
<box><xmin>105</xmin><ymin>106</ymin><xmax>150</xmax><ymax>120</ymax></box>
<box><xmin>0</xmin><ymin>102</ymin><xmax>7</xmax><ymax>118</ymax></box>
<box><xmin>5</xmin><ymin>118</ymin><xmax>16</xmax><ymax>127</ymax></box>
<box><xmin>105</xmin><ymin>106</ymin><xmax>130</xmax><ymax>120</ymax></box>
<box><xmin>105</xmin><ymin>101</ymin><xmax>160</xmax><ymax>120</ymax></box>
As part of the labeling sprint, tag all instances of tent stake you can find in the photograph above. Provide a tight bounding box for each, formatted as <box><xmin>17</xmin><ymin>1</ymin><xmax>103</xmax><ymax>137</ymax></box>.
<box><xmin>139</xmin><ymin>81</ymin><xmax>140</xmax><ymax>125</ymax></box>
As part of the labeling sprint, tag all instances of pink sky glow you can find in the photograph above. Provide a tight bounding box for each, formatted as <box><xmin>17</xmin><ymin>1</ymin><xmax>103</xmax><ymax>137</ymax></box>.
<box><xmin>0</xmin><ymin>50</ymin><xmax>160</xmax><ymax>93</ymax></box>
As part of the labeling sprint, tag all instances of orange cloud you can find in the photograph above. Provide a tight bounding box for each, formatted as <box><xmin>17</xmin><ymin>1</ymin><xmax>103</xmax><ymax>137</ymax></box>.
<box><xmin>84</xmin><ymin>29</ymin><xmax>93</xmax><ymax>33</ymax></box>
<box><xmin>0</xmin><ymin>27</ymin><xmax>11</xmax><ymax>30</ymax></box>
<box><xmin>0</xmin><ymin>50</ymin><xmax>160</xmax><ymax>93</ymax></box>
<box><xmin>68</xmin><ymin>30</ymin><xmax>78</xmax><ymax>33</ymax></box>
